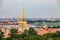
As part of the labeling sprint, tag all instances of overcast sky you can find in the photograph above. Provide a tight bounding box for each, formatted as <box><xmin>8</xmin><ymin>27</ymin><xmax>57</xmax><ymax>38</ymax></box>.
<box><xmin>0</xmin><ymin>0</ymin><xmax>60</xmax><ymax>18</ymax></box>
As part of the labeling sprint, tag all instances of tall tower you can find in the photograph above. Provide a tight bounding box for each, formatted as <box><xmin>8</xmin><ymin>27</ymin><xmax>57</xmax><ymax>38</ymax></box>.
<box><xmin>17</xmin><ymin>0</ymin><xmax>28</xmax><ymax>30</ymax></box>
<box><xmin>18</xmin><ymin>12</ymin><xmax>20</xmax><ymax>21</ymax></box>
<box><xmin>21</xmin><ymin>1</ymin><xmax>28</xmax><ymax>29</ymax></box>
<box><xmin>22</xmin><ymin>2</ymin><xmax>26</xmax><ymax>22</ymax></box>
<box><xmin>17</xmin><ymin>9</ymin><xmax>21</xmax><ymax>24</ymax></box>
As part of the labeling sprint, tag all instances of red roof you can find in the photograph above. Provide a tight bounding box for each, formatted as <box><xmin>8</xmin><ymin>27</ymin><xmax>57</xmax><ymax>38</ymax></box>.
<box><xmin>36</xmin><ymin>28</ymin><xmax>60</xmax><ymax>35</ymax></box>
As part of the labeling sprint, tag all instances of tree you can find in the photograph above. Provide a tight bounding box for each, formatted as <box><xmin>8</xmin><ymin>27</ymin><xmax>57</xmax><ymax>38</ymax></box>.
<box><xmin>0</xmin><ymin>30</ymin><xmax>4</xmax><ymax>40</ymax></box>
<box><xmin>28</xmin><ymin>27</ymin><xmax>37</xmax><ymax>35</ymax></box>
<box><xmin>9</xmin><ymin>28</ymin><xmax>18</xmax><ymax>40</ymax></box>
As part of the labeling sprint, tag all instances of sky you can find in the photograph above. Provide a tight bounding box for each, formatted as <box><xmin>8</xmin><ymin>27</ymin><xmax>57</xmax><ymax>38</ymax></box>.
<box><xmin>0</xmin><ymin>0</ymin><xmax>60</xmax><ymax>18</ymax></box>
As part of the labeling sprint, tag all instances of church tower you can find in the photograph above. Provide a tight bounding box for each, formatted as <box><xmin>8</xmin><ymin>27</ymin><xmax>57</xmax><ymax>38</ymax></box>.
<box><xmin>17</xmin><ymin>9</ymin><xmax>21</xmax><ymax>25</ymax></box>
<box><xmin>17</xmin><ymin>0</ymin><xmax>28</xmax><ymax>30</ymax></box>
<box><xmin>22</xmin><ymin>2</ymin><xmax>26</xmax><ymax>22</ymax></box>
<box><xmin>21</xmin><ymin>1</ymin><xmax>28</xmax><ymax>29</ymax></box>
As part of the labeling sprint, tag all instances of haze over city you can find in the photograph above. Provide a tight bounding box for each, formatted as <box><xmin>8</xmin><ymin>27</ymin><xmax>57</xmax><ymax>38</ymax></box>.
<box><xmin>0</xmin><ymin>0</ymin><xmax>60</xmax><ymax>18</ymax></box>
<box><xmin>0</xmin><ymin>0</ymin><xmax>60</xmax><ymax>39</ymax></box>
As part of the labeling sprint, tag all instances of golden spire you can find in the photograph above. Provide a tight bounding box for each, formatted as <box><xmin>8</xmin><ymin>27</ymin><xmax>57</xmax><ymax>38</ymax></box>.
<box><xmin>18</xmin><ymin>9</ymin><xmax>20</xmax><ymax>22</ymax></box>
<box><xmin>22</xmin><ymin>1</ymin><xmax>26</xmax><ymax>22</ymax></box>
<box><xmin>16</xmin><ymin>0</ymin><xmax>28</xmax><ymax>30</ymax></box>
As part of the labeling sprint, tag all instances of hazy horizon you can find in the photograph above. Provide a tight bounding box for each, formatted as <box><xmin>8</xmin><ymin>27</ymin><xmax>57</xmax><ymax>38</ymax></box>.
<box><xmin>0</xmin><ymin>0</ymin><xmax>60</xmax><ymax>18</ymax></box>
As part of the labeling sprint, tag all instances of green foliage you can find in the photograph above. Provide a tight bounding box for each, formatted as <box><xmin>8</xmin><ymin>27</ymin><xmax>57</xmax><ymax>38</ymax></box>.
<box><xmin>0</xmin><ymin>30</ymin><xmax>4</xmax><ymax>40</ymax></box>
<box><xmin>28</xmin><ymin>27</ymin><xmax>37</xmax><ymax>35</ymax></box>
<box><xmin>1</xmin><ymin>28</ymin><xmax>60</xmax><ymax>40</ymax></box>
<box><xmin>7</xmin><ymin>28</ymin><xmax>18</xmax><ymax>40</ymax></box>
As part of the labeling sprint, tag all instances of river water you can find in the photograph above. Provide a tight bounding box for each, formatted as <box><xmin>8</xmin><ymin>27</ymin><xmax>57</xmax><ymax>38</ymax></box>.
<box><xmin>0</xmin><ymin>24</ymin><xmax>37</xmax><ymax>29</ymax></box>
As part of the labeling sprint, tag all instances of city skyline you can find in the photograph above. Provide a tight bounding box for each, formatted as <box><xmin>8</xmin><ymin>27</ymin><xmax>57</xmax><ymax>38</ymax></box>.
<box><xmin>0</xmin><ymin>0</ymin><xmax>60</xmax><ymax>18</ymax></box>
